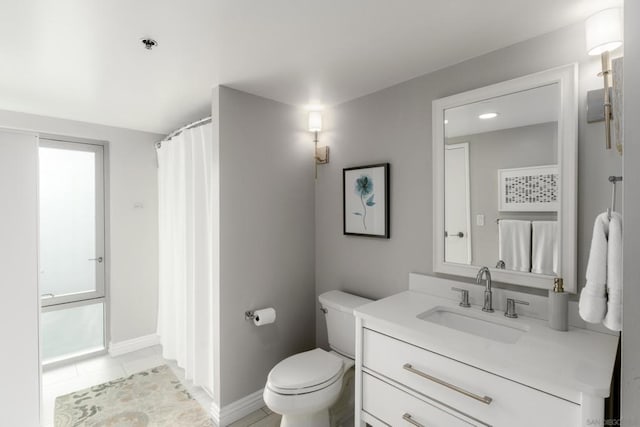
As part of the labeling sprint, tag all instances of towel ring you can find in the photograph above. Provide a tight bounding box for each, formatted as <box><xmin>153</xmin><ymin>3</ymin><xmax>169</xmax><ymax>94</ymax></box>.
<box><xmin>608</xmin><ymin>176</ymin><xmax>622</xmax><ymax>219</ymax></box>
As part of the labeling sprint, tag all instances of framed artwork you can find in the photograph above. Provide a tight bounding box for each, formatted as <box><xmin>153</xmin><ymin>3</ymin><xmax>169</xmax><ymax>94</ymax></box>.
<box><xmin>498</xmin><ymin>165</ymin><xmax>559</xmax><ymax>212</ymax></box>
<box><xmin>343</xmin><ymin>163</ymin><xmax>390</xmax><ymax>238</ymax></box>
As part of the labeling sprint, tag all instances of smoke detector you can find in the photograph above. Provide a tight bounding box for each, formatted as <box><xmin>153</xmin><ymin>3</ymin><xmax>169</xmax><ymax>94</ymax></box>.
<box><xmin>140</xmin><ymin>38</ymin><xmax>158</xmax><ymax>50</ymax></box>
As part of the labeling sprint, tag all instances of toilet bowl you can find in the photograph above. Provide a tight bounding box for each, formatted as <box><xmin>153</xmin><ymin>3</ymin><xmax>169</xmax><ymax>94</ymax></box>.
<box><xmin>263</xmin><ymin>291</ymin><xmax>372</xmax><ymax>427</ymax></box>
<box><xmin>263</xmin><ymin>349</ymin><xmax>354</xmax><ymax>427</ymax></box>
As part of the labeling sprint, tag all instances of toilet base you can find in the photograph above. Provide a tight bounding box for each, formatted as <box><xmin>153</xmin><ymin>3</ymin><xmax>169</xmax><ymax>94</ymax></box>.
<box><xmin>280</xmin><ymin>409</ymin><xmax>329</xmax><ymax>427</ymax></box>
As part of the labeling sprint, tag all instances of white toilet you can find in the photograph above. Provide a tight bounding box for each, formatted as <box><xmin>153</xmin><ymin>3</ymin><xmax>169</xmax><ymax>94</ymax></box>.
<box><xmin>263</xmin><ymin>290</ymin><xmax>372</xmax><ymax>427</ymax></box>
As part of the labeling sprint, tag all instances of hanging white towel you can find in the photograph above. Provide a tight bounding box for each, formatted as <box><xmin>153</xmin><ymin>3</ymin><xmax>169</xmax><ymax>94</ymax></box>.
<box><xmin>603</xmin><ymin>212</ymin><xmax>622</xmax><ymax>331</ymax></box>
<box><xmin>531</xmin><ymin>221</ymin><xmax>558</xmax><ymax>276</ymax></box>
<box><xmin>579</xmin><ymin>213</ymin><xmax>609</xmax><ymax>323</ymax></box>
<box><xmin>498</xmin><ymin>220</ymin><xmax>531</xmax><ymax>272</ymax></box>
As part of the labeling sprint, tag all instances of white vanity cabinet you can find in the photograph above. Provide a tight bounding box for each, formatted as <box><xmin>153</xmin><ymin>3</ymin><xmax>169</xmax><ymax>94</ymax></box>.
<box><xmin>354</xmin><ymin>284</ymin><xmax>619</xmax><ymax>427</ymax></box>
<box><xmin>359</xmin><ymin>329</ymin><xmax>578</xmax><ymax>426</ymax></box>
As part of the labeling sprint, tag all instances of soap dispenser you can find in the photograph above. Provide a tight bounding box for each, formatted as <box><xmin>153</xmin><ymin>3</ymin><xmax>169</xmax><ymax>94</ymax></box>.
<box><xmin>548</xmin><ymin>278</ymin><xmax>569</xmax><ymax>331</ymax></box>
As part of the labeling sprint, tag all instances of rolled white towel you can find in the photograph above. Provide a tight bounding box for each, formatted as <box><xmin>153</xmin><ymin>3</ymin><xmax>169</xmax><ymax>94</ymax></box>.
<box><xmin>603</xmin><ymin>212</ymin><xmax>622</xmax><ymax>331</ymax></box>
<box><xmin>579</xmin><ymin>213</ymin><xmax>609</xmax><ymax>323</ymax></box>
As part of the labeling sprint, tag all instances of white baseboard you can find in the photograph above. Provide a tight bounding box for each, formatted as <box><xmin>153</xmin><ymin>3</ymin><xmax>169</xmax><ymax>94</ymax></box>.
<box><xmin>210</xmin><ymin>402</ymin><xmax>221</xmax><ymax>426</ymax></box>
<box><xmin>108</xmin><ymin>334</ymin><xmax>160</xmax><ymax>357</ymax></box>
<box><xmin>210</xmin><ymin>389</ymin><xmax>265</xmax><ymax>426</ymax></box>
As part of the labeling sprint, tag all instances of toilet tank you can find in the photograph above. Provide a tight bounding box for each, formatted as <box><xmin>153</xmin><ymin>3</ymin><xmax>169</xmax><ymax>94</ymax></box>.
<box><xmin>319</xmin><ymin>290</ymin><xmax>373</xmax><ymax>358</ymax></box>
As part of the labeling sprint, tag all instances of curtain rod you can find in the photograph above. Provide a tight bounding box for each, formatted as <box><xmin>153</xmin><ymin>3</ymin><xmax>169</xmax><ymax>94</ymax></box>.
<box><xmin>155</xmin><ymin>116</ymin><xmax>212</xmax><ymax>148</ymax></box>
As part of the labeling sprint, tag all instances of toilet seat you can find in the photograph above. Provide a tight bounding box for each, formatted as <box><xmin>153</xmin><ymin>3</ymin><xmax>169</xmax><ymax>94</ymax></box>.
<box><xmin>266</xmin><ymin>348</ymin><xmax>343</xmax><ymax>395</ymax></box>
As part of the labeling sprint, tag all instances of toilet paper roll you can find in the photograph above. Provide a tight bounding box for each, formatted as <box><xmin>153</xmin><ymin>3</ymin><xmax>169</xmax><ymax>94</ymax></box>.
<box><xmin>253</xmin><ymin>308</ymin><xmax>276</xmax><ymax>326</ymax></box>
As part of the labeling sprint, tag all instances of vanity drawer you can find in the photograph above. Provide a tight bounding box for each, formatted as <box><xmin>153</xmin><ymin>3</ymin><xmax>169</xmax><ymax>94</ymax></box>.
<box><xmin>362</xmin><ymin>372</ymin><xmax>476</xmax><ymax>427</ymax></box>
<box><xmin>362</xmin><ymin>329</ymin><xmax>580</xmax><ymax>427</ymax></box>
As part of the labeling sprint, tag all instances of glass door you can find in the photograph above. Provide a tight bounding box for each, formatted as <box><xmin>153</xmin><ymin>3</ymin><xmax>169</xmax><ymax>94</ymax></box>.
<box><xmin>39</xmin><ymin>139</ymin><xmax>106</xmax><ymax>364</ymax></box>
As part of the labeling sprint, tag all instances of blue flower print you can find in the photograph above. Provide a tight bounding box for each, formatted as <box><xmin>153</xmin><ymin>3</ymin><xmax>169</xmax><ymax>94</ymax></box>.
<box><xmin>353</xmin><ymin>175</ymin><xmax>375</xmax><ymax>230</ymax></box>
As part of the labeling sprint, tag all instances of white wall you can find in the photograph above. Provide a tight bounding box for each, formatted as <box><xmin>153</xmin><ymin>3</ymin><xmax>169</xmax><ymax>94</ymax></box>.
<box><xmin>0</xmin><ymin>130</ymin><xmax>40</xmax><ymax>426</ymax></box>
<box><xmin>0</xmin><ymin>109</ymin><xmax>162</xmax><ymax>344</ymax></box>
<box><xmin>315</xmin><ymin>22</ymin><xmax>623</xmax><ymax>347</ymax></box>
<box><xmin>213</xmin><ymin>86</ymin><xmax>316</xmax><ymax>406</ymax></box>
<box><xmin>622</xmin><ymin>0</ymin><xmax>640</xmax><ymax>423</ymax></box>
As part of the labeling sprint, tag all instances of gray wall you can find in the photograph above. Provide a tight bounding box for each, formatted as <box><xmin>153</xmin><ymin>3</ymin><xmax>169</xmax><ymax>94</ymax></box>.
<box><xmin>315</xmin><ymin>22</ymin><xmax>622</xmax><ymax>348</ymax></box>
<box><xmin>0</xmin><ymin>130</ymin><xmax>39</xmax><ymax>425</ymax></box>
<box><xmin>215</xmin><ymin>86</ymin><xmax>316</xmax><ymax>405</ymax></box>
<box><xmin>0</xmin><ymin>109</ymin><xmax>161</xmax><ymax>344</ymax></box>
<box><xmin>622</xmin><ymin>0</ymin><xmax>640</xmax><ymax>424</ymax></box>
<box><xmin>448</xmin><ymin>122</ymin><xmax>557</xmax><ymax>266</ymax></box>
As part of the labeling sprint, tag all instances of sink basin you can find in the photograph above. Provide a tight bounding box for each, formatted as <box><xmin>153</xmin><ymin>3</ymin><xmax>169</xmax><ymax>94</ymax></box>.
<box><xmin>417</xmin><ymin>306</ymin><xmax>528</xmax><ymax>344</ymax></box>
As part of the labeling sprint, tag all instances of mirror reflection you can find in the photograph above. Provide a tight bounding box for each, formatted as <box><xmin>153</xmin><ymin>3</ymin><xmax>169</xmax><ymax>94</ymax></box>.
<box><xmin>443</xmin><ymin>83</ymin><xmax>560</xmax><ymax>276</ymax></box>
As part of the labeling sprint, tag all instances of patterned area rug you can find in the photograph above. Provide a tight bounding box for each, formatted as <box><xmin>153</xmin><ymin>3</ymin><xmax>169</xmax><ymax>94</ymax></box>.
<box><xmin>55</xmin><ymin>365</ymin><xmax>214</xmax><ymax>427</ymax></box>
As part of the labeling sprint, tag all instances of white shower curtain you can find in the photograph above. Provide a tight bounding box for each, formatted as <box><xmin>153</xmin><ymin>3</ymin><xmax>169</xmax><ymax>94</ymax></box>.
<box><xmin>157</xmin><ymin>122</ymin><xmax>214</xmax><ymax>395</ymax></box>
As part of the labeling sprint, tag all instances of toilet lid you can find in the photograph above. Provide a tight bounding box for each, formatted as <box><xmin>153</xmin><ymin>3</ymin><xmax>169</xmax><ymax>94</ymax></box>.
<box><xmin>267</xmin><ymin>348</ymin><xmax>343</xmax><ymax>392</ymax></box>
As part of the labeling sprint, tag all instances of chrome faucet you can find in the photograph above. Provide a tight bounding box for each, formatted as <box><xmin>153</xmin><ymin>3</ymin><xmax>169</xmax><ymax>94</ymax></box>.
<box><xmin>476</xmin><ymin>266</ymin><xmax>494</xmax><ymax>313</ymax></box>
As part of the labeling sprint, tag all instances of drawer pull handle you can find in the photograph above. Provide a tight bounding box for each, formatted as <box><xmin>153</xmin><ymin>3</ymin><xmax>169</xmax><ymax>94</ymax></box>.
<box><xmin>402</xmin><ymin>413</ymin><xmax>425</xmax><ymax>427</ymax></box>
<box><xmin>403</xmin><ymin>363</ymin><xmax>493</xmax><ymax>405</ymax></box>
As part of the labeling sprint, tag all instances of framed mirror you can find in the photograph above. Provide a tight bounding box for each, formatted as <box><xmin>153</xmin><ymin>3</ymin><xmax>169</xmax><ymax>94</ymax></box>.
<box><xmin>432</xmin><ymin>64</ymin><xmax>578</xmax><ymax>292</ymax></box>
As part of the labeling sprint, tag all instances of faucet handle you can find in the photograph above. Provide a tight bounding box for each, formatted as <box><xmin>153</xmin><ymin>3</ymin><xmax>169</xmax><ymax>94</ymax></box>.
<box><xmin>504</xmin><ymin>298</ymin><xmax>529</xmax><ymax>318</ymax></box>
<box><xmin>451</xmin><ymin>287</ymin><xmax>471</xmax><ymax>308</ymax></box>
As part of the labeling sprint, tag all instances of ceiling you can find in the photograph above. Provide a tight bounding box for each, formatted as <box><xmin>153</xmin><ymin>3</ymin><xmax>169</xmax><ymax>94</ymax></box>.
<box><xmin>445</xmin><ymin>83</ymin><xmax>560</xmax><ymax>138</ymax></box>
<box><xmin>0</xmin><ymin>0</ymin><xmax>622</xmax><ymax>134</ymax></box>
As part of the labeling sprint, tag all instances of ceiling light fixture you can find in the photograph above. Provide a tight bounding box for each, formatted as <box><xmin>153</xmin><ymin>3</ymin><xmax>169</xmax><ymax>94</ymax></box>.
<box><xmin>478</xmin><ymin>112</ymin><xmax>498</xmax><ymax>120</ymax></box>
<box><xmin>141</xmin><ymin>38</ymin><xmax>158</xmax><ymax>50</ymax></box>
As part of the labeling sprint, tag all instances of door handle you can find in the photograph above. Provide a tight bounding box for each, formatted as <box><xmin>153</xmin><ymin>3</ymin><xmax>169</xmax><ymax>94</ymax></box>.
<box><xmin>88</xmin><ymin>257</ymin><xmax>103</xmax><ymax>263</ymax></box>
<box><xmin>445</xmin><ymin>231</ymin><xmax>464</xmax><ymax>238</ymax></box>
<box><xmin>41</xmin><ymin>293</ymin><xmax>54</xmax><ymax>299</ymax></box>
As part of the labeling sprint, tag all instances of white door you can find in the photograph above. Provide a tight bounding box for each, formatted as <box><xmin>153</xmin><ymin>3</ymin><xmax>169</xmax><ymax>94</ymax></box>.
<box><xmin>444</xmin><ymin>143</ymin><xmax>471</xmax><ymax>264</ymax></box>
<box><xmin>0</xmin><ymin>130</ymin><xmax>41</xmax><ymax>426</ymax></box>
<box><xmin>38</xmin><ymin>139</ymin><xmax>107</xmax><ymax>364</ymax></box>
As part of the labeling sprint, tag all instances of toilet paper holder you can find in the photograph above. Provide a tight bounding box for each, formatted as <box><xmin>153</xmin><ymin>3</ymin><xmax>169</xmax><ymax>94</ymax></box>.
<box><xmin>244</xmin><ymin>307</ymin><xmax>277</xmax><ymax>326</ymax></box>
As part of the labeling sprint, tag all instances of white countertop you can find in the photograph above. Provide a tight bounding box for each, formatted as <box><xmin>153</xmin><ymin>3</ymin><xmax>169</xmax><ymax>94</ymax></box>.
<box><xmin>355</xmin><ymin>290</ymin><xmax>619</xmax><ymax>403</ymax></box>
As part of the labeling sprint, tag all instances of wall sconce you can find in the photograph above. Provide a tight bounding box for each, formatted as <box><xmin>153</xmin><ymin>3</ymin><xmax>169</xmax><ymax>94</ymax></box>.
<box><xmin>585</xmin><ymin>8</ymin><xmax>623</xmax><ymax>152</ymax></box>
<box><xmin>309</xmin><ymin>111</ymin><xmax>329</xmax><ymax>178</ymax></box>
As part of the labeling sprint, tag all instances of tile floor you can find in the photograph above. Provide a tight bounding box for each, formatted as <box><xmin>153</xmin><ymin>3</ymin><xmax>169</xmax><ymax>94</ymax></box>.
<box><xmin>228</xmin><ymin>407</ymin><xmax>281</xmax><ymax>427</ymax></box>
<box><xmin>42</xmin><ymin>345</ymin><xmax>281</xmax><ymax>427</ymax></box>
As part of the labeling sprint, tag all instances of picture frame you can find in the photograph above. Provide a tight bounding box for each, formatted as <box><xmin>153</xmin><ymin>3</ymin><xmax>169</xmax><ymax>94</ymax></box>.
<box><xmin>498</xmin><ymin>164</ymin><xmax>559</xmax><ymax>212</ymax></box>
<box><xmin>343</xmin><ymin>163</ymin><xmax>390</xmax><ymax>238</ymax></box>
